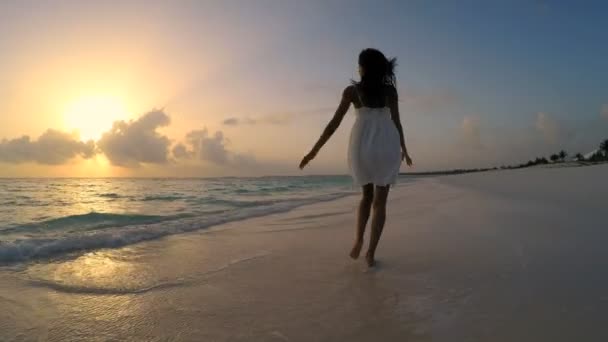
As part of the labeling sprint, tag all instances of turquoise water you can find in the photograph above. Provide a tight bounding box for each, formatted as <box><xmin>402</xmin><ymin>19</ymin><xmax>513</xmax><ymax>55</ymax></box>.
<box><xmin>0</xmin><ymin>176</ymin><xmax>367</xmax><ymax>263</ymax></box>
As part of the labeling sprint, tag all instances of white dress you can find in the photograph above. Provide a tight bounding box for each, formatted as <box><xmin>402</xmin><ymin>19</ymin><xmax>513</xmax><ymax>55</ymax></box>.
<box><xmin>348</xmin><ymin>98</ymin><xmax>402</xmax><ymax>187</ymax></box>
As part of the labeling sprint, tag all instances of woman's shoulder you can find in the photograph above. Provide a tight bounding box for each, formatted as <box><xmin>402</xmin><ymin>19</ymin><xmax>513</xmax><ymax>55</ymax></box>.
<box><xmin>342</xmin><ymin>84</ymin><xmax>358</xmax><ymax>101</ymax></box>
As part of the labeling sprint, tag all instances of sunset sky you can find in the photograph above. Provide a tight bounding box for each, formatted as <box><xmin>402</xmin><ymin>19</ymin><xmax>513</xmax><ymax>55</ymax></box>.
<box><xmin>1</xmin><ymin>1</ymin><xmax>607</xmax><ymax>177</ymax></box>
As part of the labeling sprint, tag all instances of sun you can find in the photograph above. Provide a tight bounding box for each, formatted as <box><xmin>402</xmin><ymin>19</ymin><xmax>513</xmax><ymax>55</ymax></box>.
<box><xmin>63</xmin><ymin>95</ymin><xmax>130</xmax><ymax>141</ymax></box>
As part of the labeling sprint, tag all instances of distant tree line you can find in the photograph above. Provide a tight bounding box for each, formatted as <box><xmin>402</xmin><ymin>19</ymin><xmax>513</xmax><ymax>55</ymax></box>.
<box><xmin>500</xmin><ymin>138</ymin><xmax>608</xmax><ymax>170</ymax></box>
<box><xmin>586</xmin><ymin>138</ymin><xmax>608</xmax><ymax>162</ymax></box>
<box><xmin>405</xmin><ymin>168</ymin><xmax>494</xmax><ymax>176</ymax></box>
<box><xmin>403</xmin><ymin>138</ymin><xmax>608</xmax><ymax>176</ymax></box>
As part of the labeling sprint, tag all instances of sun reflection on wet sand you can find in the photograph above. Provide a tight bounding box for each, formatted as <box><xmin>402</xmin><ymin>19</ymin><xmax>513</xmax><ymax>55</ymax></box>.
<box><xmin>9</xmin><ymin>250</ymin><xmax>161</xmax><ymax>340</ymax></box>
<box><xmin>25</xmin><ymin>250</ymin><xmax>158</xmax><ymax>294</ymax></box>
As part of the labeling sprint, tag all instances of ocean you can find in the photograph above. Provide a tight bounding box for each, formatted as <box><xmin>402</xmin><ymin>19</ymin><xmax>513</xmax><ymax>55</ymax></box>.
<box><xmin>0</xmin><ymin>175</ymin><xmax>379</xmax><ymax>264</ymax></box>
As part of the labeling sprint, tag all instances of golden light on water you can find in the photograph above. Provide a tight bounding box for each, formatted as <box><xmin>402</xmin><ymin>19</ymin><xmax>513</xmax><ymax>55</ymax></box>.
<box><xmin>62</xmin><ymin>95</ymin><xmax>129</xmax><ymax>141</ymax></box>
<box><xmin>34</xmin><ymin>251</ymin><xmax>152</xmax><ymax>293</ymax></box>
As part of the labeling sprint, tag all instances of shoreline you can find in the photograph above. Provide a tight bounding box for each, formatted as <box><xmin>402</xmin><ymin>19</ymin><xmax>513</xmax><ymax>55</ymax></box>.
<box><xmin>402</xmin><ymin>160</ymin><xmax>608</xmax><ymax>177</ymax></box>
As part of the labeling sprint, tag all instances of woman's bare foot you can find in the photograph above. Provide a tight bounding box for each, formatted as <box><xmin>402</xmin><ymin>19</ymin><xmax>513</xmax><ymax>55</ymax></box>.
<box><xmin>349</xmin><ymin>240</ymin><xmax>363</xmax><ymax>259</ymax></box>
<box><xmin>365</xmin><ymin>252</ymin><xmax>375</xmax><ymax>267</ymax></box>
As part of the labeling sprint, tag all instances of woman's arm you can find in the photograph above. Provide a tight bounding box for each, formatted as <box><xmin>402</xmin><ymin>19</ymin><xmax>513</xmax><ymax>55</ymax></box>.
<box><xmin>388</xmin><ymin>87</ymin><xmax>413</xmax><ymax>166</ymax></box>
<box><xmin>299</xmin><ymin>87</ymin><xmax>352</xmax><ymax>169</ymax></box>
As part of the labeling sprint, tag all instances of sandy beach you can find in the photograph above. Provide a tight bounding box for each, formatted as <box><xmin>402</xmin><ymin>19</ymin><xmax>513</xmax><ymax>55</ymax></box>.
<box><xmin>3</xmin><ymin>2</ymin><xmax>608</xmax><ymax>341</ymax></box>
<box><xmin>2</xmin><ymin>164</ymin><xmax>608</xmax><ymax>341</ymax></box>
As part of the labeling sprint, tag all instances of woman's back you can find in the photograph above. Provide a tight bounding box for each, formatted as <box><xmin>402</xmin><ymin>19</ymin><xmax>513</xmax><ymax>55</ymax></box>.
<box><xmin>352</xmin><ymin>84</ymin><xmax>396</xmax><ymax>109</ymax></box>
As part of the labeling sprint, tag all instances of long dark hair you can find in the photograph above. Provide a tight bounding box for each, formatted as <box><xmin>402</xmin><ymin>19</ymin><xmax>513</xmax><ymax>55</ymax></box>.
<box><xmin>352</xmin><ymin>48</ymin><xmax>397</xmax><ymax>101</ymax></box>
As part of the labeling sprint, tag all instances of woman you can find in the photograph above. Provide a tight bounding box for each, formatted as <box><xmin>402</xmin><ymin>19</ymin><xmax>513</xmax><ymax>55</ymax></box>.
<box><xmin>299</xmin><ymin>48</ymin><xmax>413</xmax><ymax>267</ymax></box>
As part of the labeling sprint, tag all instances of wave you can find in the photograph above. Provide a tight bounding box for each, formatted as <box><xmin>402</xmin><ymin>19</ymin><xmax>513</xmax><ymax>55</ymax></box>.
<box><xmin>25</xmin><ymin>278</ymin><xmax>186</xmax><ymax>295</ymax></box>
<box><xmin>232</xmin><ymin>186</ymin><xmax>297</xmax><ymax>194</ymax></box>
<box><xmin>1</xmin><ymin>212</ymin><xmax>191</xmax><ymax>235</ymax></box>
<box><xmin>0</xmin><ymin>192</ymin><xmax>352</xmax><ymax>264</ymax></box>
<box><xmin>99</xmin><ymin>193</ymin><xmax>122</xmax><ymax>199</ymax></box>
<box><xmin>205</xmin><ymin>197</ymin><xmax>276</xmax><ymax>207</ymax></box>
<box><xmin>100</xmin><ymin>193</ymin><xmax>187</xmax><ymax>202</ymax></box>
<box><xmin>141</xmin><ymin>194</ymin><xmax>184</xmax><ymax>201</ymax></box>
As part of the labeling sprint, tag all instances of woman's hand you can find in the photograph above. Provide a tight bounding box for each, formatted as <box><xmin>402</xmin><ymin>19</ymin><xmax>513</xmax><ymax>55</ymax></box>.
<box><xmin>402</xmin><ymin>150</ymin><xmax>413</xmax><ymax>166</ymax></box>
<box><xmin>299</xmin><ymin>150</ymin><xmax>317</xmax><ymax>169</ymax></box>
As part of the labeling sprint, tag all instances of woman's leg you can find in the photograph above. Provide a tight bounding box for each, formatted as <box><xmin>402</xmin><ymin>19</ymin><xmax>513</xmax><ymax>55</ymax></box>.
<box><xmin>350</xmin><ymin>184</ymin><xmax>374</xmax><ymax>259</ymax></box>
<box><xmin>366</xmin><ymin>185</ymin><xmax>390</xmax><ymax>266</ymax></box>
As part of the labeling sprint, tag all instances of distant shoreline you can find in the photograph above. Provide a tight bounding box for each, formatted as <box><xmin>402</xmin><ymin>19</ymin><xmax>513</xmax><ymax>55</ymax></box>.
<box><xmin>402</xmin><ymin>160</ymin><xmax>608</xmax><ymax>177</ymax></box>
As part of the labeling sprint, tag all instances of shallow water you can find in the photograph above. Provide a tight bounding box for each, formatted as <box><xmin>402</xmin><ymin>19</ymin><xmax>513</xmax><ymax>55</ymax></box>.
<box><xmin>0</xmin><ymin>176</ymin><xmax>413</xmax><ymax>263</ymax></box>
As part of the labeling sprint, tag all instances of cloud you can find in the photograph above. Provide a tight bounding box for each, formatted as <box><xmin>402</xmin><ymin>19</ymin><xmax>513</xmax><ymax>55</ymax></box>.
<box><xmin>460</xmin><ymin>116</ymin><xmax>483</xmax><ymax>149</ymax></box>
<box><xmin>535</xmin><ymin>112</ymin><xmax>575</xmax><ymax>144</ymax></box>
<box><xmin>222</xmin><ymin>118</ymin><xmax>240</xmax><ymax>126</ymax></box>
<box><xmin>174</xmin><ymin>128</ymin><xmax>256</xmax><ymax>167</ymax></box>
<box><xmin>187</xmin><ymin>130</ymin><xmax>230</xmax><ymax>164</ymax></box>
<box><xmin>0</xmin><ymin>129</ymin><xmax>96</xmax><ymax>165</ymax></box>
<box><xmin>401</xmin><ymin>88</ymin><xmax>459</xmax><ymax>114</ymax></box>
<box><xmin>536</xmin><ymin>112</ymin><xmax>559</xmax><ymax>143</ymax></box>
<box><xmin>97</xmin><ymin>110</ymin><xmax>171</xmax><ymax>167</ymax></box>
<box><xmin>171</xmin><ymin>143</ymin><xmax>191</xmax><ymax>159</ymax></box>
<box><xmin>602</xmin><ymin>104</ymin><xmax>608</xmax><ymax>120</ymax></box>
<box><xmin>222</xmin><ymin>117</ymin><xmax>257</xmax><ymax>126</ymax></box>
<box><xmin>222</xmin><ymin>114</ymin><xmax>290</xmax><ymax>126</ymax></box>
<box><xmin>222</xmin><ymin>107</ymin><xmax>334</xmax><ymax>127</ymax></box>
